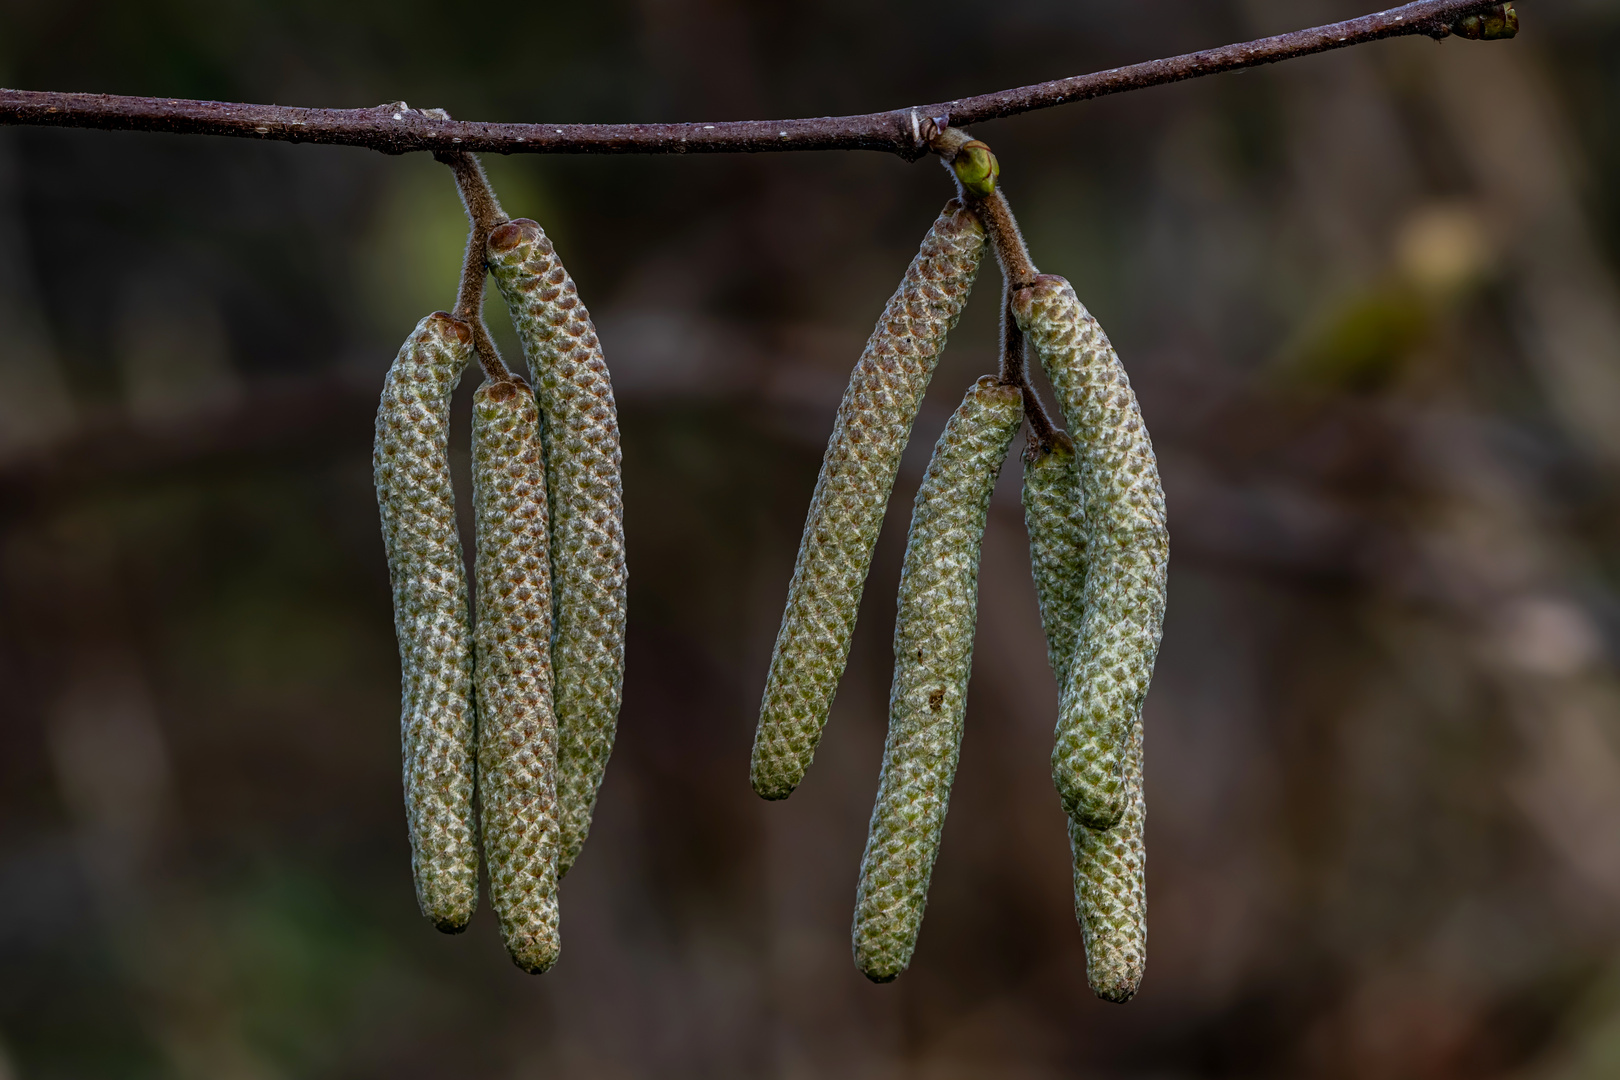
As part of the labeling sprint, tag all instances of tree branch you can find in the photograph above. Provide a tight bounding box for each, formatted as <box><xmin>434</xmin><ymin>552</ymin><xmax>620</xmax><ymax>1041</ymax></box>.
<box><xmin>0</xmin><ymin>0</ymin><xmax>1513</xmax><ymax>159</ymax></box>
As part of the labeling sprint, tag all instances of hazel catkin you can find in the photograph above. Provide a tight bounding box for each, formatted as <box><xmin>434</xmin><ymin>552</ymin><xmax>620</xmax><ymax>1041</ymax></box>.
<box><xmin>485</xmin><ymin>218</ymin><xmax>627</xmax><ymax>878</ymax></box>
<box><xmin>1012</xmin><ymin>275</ymin><xmax>1168</xmax><ymax>832</ymax></box>
<box><xmin>1019</xmin><ymin>284</ymin><xmax>1155</xmax><ymax>1003</ymax></box>
<box><xmin>472</xmin><ymin>376</ymin><xmax>561</xmax><ymax>973</ymax></box>
<box><xmin>852</xmin><ymin>376</ymin><xmax>1025</xmax><ymax>982</ymax></box>
<box><xmin>373</xmin><ymin>311</ymin><xmax>480</xmax><ymax>932</ymax></box>
<box><xmin>1022</xmin><ymin>433</ymin><xmax>1086</xmax><ymax>688</ymax></box>
<box><xmin>750</xmin><ymin>201</ymin><xmax>987</xmax><ymax>802</ymax></box>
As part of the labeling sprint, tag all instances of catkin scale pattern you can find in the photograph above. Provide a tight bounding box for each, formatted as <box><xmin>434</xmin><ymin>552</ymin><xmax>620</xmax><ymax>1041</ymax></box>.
<box><xmin>373</xmin><ymin>311</ymin><xmax>480</xmax><ymax>932</ymax></box>
<box><xmin>472</xmin><ymin>377</ymin><xmax>562</xmax><ymax>973</ymax></box>
<box><xmin>1070</xmin><ymin>719</ymin><xmax>1146</xmax><ymax>1002</ymax></box>
<box><xmin>1013</xmin><ymin>276</ymin><xmax>1168</xmax><ymax>831</ymax></box>
<box><xmin>1023</xmin><ymin>418</ymin><xmax>1147</xmax><ymax>1000</ymax></box>
<box><xmin>751</xmin><ymin>201</ymin><xmax>986</xmax><ymax>801</ymax></box>
<box><xmin>1022</xmin><ymin>435</ymin><xmax>1086</xmax><ymax>688</ymax></box>
<box><xmin>852</xmin><ymin>377</ymin><xmax>1025</xmax><ymax>982</ymax></box>
<box><xmin>486</xmin><ymin>219</ymin><xmax>627</xmax><ymax>877</ymax></box>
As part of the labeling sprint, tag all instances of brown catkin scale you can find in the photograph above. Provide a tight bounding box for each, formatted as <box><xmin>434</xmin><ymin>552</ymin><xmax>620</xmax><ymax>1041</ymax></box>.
<box><xmin>1069</xmin><ymin>718</ymin><xmax>1146</xmax><ymax>1002</ymax></box>
<box><xmin>472</xmin><ymin>376</ymin><xmax>561</xmax><ymax>973</ymax></box>
<box><xmin>485</xmin><ymin>218</ymin><xmax>627</xmax><ymax>877</ymax></box>
<box><xmin>751</xmin><ymin>201</ymin><xmax>987</xmax><ymax>801</ymax></box>
<box><xmin>1012</xmin><ymin>275</ymin><xmax>1168</xmax><ymax>832</ymax></box>
<box><xmin>852</xmin><ymin>377</ymin><xmax>1024</xmax><ymax>982</ymax></box>
<box><xmin>373</xmin><ymin>311</ymin><xmax>479</xmax><ymax>932</ymax></box>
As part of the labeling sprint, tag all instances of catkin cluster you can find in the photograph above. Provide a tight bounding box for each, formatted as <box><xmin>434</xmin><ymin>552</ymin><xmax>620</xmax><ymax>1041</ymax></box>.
<box><xmin>372</xmin><ymin>140</ymin><xmax>1165</xmax><ymax>998</ymax></box>
<box><xmin>748</xmin><ymin>151</ymin><xmax>1167</xmax><ymax>999</ymax></box>
<box><xmin>373</xmin><ymin>209</ymin><xmax>624</xmax><ymax>973</ymax></box>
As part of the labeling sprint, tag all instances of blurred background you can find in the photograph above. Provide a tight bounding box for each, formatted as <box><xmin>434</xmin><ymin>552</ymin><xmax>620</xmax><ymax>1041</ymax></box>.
<box><xmin>1</xmin><ymin>0</ymin><xmax>1618</xmax><ymax>1076</ymax></box>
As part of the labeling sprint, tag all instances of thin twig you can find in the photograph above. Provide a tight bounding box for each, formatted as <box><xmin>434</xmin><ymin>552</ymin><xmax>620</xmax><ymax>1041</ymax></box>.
<box><xmin>0</xmin><ymin>0</ymin><xmax>1512</xmax><ymax>159</ymax></box>
<box><xmin>435</xmin><ymin>140</ymin><xmax>509</xmax><ymax>381</ymax></box>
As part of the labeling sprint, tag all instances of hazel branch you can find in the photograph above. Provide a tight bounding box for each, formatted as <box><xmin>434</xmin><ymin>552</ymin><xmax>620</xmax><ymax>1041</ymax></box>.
<box><xmin>0</xmin><ymin>1</ymin><xmax>1516</xmax><ymax>160</ymax></box>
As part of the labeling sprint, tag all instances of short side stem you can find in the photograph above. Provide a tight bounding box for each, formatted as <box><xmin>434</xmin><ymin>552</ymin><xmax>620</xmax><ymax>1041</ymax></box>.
<box><xmin>436</xmin><ymin>145</ymin><xmax>510</xmax><ymax>382</ymax></box>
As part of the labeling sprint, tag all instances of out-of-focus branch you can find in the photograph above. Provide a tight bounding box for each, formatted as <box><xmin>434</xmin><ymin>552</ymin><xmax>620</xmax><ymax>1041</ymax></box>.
<box><xmin>0</xmin><ymin>1</ymin><xmax>1515</xmax><ymax>160</ymax></box>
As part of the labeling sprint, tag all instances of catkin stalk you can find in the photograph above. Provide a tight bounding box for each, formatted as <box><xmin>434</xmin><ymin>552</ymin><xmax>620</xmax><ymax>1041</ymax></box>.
<box><xmin>472</xmin><ymin>376</ymin><xmax>561</xmax><ymax>973</ymax></box>
<box><xmin>852</xmin><ymin>377</ymin><xmax>1024</xmax><ymax>982</ymax></box>
<box><xmin>373</xmin><ymin>311</ymin><xmax>479</xmax><ymax>931</ymax></box>
<box><xmin>486</xmin><ymin>219</ymin><xmax>627</xmax><ymax>877</ymax></box>
<box><xmin>1069</xmin><ymin>719</ymin><xmax>1146</xmax><ymax>1002</ymax></box>
<box><xmin>751</xmin><ymin>201</ymin><xmax>987</xmax><ymax>801</ymax></box>
<box><xmin>1012</xmin><ymin>276</ymin><xmax>1168</xmax><ymax>831</ymax></box>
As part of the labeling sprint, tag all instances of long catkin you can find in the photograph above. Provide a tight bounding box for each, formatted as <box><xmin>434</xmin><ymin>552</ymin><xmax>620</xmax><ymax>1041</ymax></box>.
<box><xmin>852</xmin><ymin>377</ymin><xmax>1024</xmax><ymax>982</ymax></box>
<box><xmin>751</xmin><ymin>201</ymin><xmax>986</xmax><ymax>801</ymax></box>
<box><xmin>1012</xmin><ymin>276</ymin><xmax>1168</xmax><ymax>832</ymax></box>
<box><xmin>373</xmin><ymin>311</ymin><xmax>479</xmax><ymax>931</ymax></box>
<box><xmin>486</xmin><ymin>219</ymin><xmax>627</xmax><ymax>877</ymax></box>
<box><xmin>472</xmin><ymin>376</ymin><xmax>561</xmax><ymax>973</ymax></box>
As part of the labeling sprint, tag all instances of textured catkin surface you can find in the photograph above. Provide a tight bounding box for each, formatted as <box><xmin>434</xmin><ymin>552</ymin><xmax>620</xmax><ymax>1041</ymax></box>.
<box><xmin>852</xmin><ymin>377</ymin><xmax>1024</xmax><ymax>982</ymax></box>
<box><xmin>1070</xmin><ymin>715</ymin><xmax>1146</xmax><ymax>1002</ymax></box>
<box><xmin>373</xmin><ymin>311</ymin><xmax>479</xmax><ymax>931</ymax></box>
<box><xmin>1023</xmin><ymin>434</ymin><xmax>1087</xmax><ymax>688</ymax></box>
<box><xmin>1013</xmin><ymin>276</ymin><xmax>1168</xmax><ymax>831</ymax></box>
<box><xmin>486</xmin><ymin>219</ymin><xmax>627</xmax><ymax>877</ymax></box>
<box><xmin>751</xmin><ymin>202</ymin><xmax>986</xmax><ymax>801</ymax></box>
<box><xmin>472</xmin><ymin>378</ymin><xmax>561</xmax><ymax>973</ymax></box>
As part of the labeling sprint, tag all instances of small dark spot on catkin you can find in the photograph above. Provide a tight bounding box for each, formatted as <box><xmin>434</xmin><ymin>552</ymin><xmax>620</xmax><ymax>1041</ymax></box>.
<box><xmin>928</xmin><ymin>687</ymin><xmax>945</xmax><ymax>710</ymax></box>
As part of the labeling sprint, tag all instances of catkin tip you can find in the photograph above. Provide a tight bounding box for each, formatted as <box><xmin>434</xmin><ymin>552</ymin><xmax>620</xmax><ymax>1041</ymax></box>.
<box><xmin>481</xmin><ymin>378</ymin><xmax>522</xmax><ymax>404</ymax></box>
<box><xmin>432</xmin><ymin>914</ymin><xmax>472</xmax><ymax>935</ymax></box>
<box><xmin>750</xmin><ymin>769</ymin><xmax>798</xmax><ymax>802</ymax></box>
<box><xmin>509</xmin><ymin>944</ymin><xmax>561</xmax><ymax>975</ymax></box>
<box><xmin>1066</xmin><ymin>793</ymin><xmax>1126</xmax><ymax>832</ymax></box>
<box><xmin>488</xmin><ymin>218</ymin><xmax>541</xmax><ymax>252</ymax></box>
<box><xmin>425</xmin><ymin>311</ymin><xmax>474</xmax><ymax>345</ymax></box>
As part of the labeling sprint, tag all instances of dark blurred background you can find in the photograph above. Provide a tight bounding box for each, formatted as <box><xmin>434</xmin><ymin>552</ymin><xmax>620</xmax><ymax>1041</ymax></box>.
<box><xmin>2</xmin><ymin>1</ymin><xmax>1619</xmax><ymax>1076</ymax></box>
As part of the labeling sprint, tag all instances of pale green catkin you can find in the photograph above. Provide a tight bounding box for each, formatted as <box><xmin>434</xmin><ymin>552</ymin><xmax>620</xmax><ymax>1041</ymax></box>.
<box><xmin>1013</xmin><ymin>276</ymin><xmax>1168</xmax><ymax>831</ymax></box>
<box><xmin>373</xmin><ymin>311</ymin><xmax>479</xmax><ymax>932</ymax></box>
<box><xmin>1023</xmin><ymin>418</ymin><xmax>1147</xmax><ymax>1000</ymax></box>
<box><xmin>751</xmin><ymin>201</ymin><xmax>987</xmax><ymax>801</ymax></box>
<box><xmin>486</xmin><ymin>219</ymin><xmax>627</xmax><ymax>877</ymax></box>
<box><xmin>852</xmin><ymin>377</ymin><xmax>1024</xmax><ymax>982</ymax></box>
<box><xmin>1069</xmin><ymin>718</ymin><xmax>1146</xmax><ymax>1002</ymax></box>
<box><xmin>472</xmin><ymin>377</ymin><xmax>561</xmax><ymax>974</ymax></box>
<box><xmin>1022</xmin><ymin>434</ymin><xmax>1086</xmax><ymax>687</ymax></box>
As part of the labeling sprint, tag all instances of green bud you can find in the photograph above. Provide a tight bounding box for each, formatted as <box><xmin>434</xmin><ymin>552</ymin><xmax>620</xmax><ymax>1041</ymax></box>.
<box><xmin>1454</xmin><ymin>4</ymin><xmax>1517</xmax><ymax>40</ymax></box>
<box><xmin>951</xmin><ymin>141</ymin><xmax>1000</xmax><ymax>198</ymax></box>
<box><xmin>1483</xmin><ymin>4</ymin><xmax>1518</xmax><ymax>39</ymax></box>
